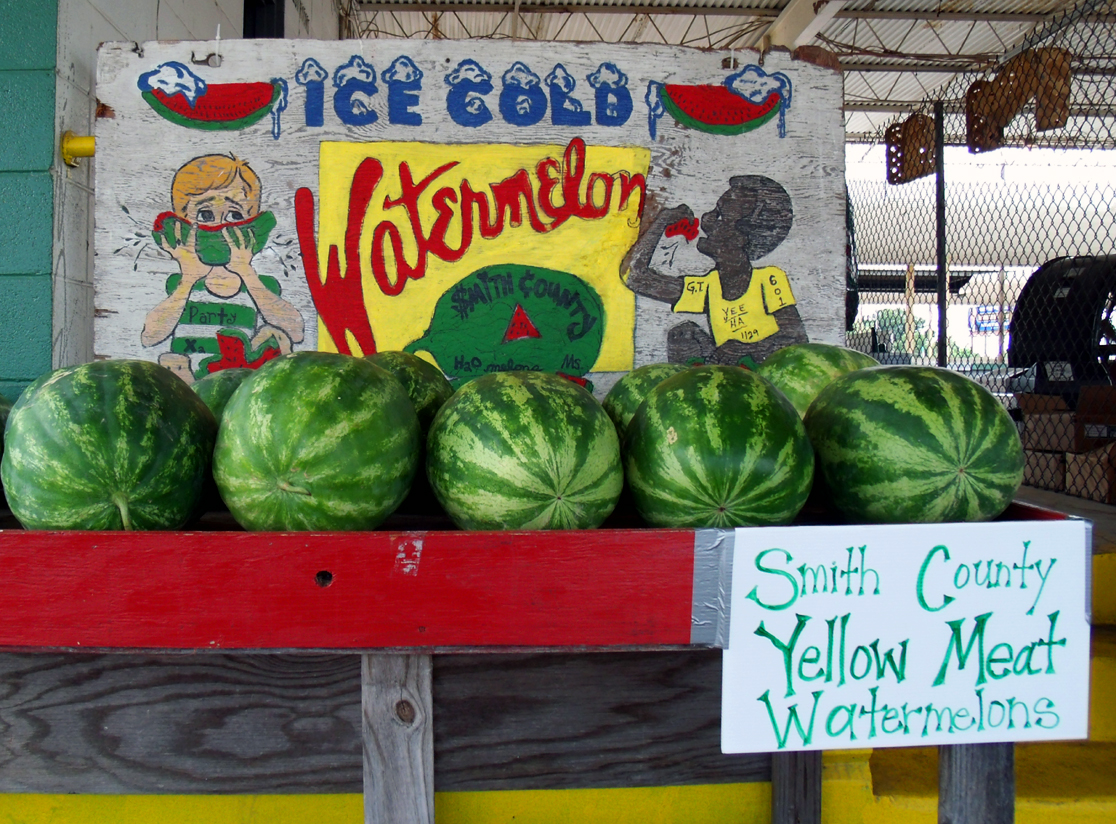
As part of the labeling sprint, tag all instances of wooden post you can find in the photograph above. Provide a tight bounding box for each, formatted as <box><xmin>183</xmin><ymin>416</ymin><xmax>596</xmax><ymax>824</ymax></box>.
<box><xmin>938</xmin><ymin>743</ymin><xmax>1014</xmax><ymax>824</ymax></box>
<box><xmin>362</xmin><ymin>654</ymin><xmax>435</xmax><ymax>824</ymax></box>
<box><xmin>771</xmin><ymin>750</ymin><xmax>822</xmax><ymax>824</ymax></box>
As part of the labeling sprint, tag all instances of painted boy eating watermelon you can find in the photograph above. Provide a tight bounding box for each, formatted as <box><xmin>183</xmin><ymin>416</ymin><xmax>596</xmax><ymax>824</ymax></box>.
<box><xmin>622</xmin><ymin>175</ymin><xmax>808</xmax><ymax>367</ymax></box>
<box><xmin>142</xmin><ymin>153</ymin><xmax>305</xmax><ymax>384</ymax></box>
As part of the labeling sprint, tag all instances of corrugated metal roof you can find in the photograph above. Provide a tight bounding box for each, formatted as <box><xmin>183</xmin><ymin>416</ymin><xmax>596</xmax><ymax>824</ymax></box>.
<box><xmin>343</xmin><ymin>0</ymin><xmax>1115</xmax><ymax>145</ymax></box>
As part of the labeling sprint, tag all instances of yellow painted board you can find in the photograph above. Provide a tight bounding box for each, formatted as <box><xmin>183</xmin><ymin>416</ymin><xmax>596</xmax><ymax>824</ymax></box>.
<box><xmin>1092</xmin><ymin>553</ymin><xmax>1116</xmax><ymax>626</ymax></box>
<box><xmin>0</xmin><ymin>786</ymin><xmax>770</xmax><ymax>824</ymax></box>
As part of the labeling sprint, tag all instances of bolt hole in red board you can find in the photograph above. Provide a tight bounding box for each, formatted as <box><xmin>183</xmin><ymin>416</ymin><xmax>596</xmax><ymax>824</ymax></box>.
<box><xmin>315</xmin><ymin>570</ymin><xmax>334</xmax><ymax>587</ymax></box>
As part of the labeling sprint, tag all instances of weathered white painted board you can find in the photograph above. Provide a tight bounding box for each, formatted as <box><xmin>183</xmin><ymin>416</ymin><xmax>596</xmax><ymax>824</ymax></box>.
<box><xmin>95</xmin><ymin>39</ymin><xmax>844</xmax><ymax>394</ymax></box>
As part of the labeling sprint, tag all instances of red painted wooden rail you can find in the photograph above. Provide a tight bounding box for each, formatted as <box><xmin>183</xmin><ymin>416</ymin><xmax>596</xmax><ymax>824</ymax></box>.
<box><xmin>0</xmin><ymin>526</ymin><xmax>729</xmax><ymax>652</ymax></box>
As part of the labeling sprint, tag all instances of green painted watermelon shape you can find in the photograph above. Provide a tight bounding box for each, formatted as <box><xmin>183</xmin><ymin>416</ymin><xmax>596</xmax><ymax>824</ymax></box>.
<box><xmin>602</xmin><ymin>362</ymin><xmax>689</xmax><ymax>442</ymax></box>
<box><xmin>214</xmin><ymin>352</ymin><xmax>420</xmax><ymax>531</ymax></box>
<box><xmin>153</xmin><ymin>211</ymin><xmax>277</xmax><ymax>267</ymax></box>
<box><xmin>804</xmin><ymin>366</ymin><xmax>1024</xmax><ymax>524</ymax></box>
<box><xmin>138</xmin><ymin>61</ymin><xmax>286</xmax><ymax>133</ymax></box>
<box><xmin>624</xmin><ymin>365</ymin><xmax>814</xmax><ymax>528</ymax></box>
<box><xmin>1</xmin><ymin>360</ymin><xmax>218</xmax><ymax>530</ymax></box>
<box><xmin>405</xmin><ymin>265</ymin><xmax>605</xmax><ymax>385</ymax></box>
<box><xmin>756</xmin><ymin>342</ymin><xmax>879</xmax><ymax>417</ymax></box>
<box><xmin>426</xmin><ymin>370</ymin><xmax>623</xmax><ymax>530</ymax></box>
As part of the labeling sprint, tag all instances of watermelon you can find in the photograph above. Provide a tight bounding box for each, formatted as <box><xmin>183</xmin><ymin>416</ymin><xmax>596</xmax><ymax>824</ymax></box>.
<box><xmin>804</xmin><ymin>366</ymin><xmax>1024</xmax><ymax>524</ymax></box>
<box><xmin>153</xmin><ymin>211</ymin><xmax>277</xmax><ymax>267</ymax></box>
<box><xmin>624</xmin><ymin>365</ymin><xmax>813</xmax><ymax>528</ymax></box>
<box><xmin>365</xmin><ymin>351</ymin><xmax>454</xmax><ymax>434</ymax></box>
<box><xmin>1</xmin><ymin>360</ymin><xmax>218</xmax><ymax>530</ymax></box>
<box><xmin>192</xmin><ymin>368</ymin><xmax>252</xmax><ymax>422</ymax></box>
<box><xmin>756</xmin><ymin>343</ymin><xmax>878</xmax><ymax>417</ymax></box>
<box><xmin>426</xmin><ymin>371</ymin><xmax>622</xmax><ymax>530</ymax></box>
<box><xmin>143</xmin><ymin>82</ymin><xmax>282</xmax><ymax>130</ymax></box>
<box><xmin>602</xmin><ymin>362</ymin><xmax>689</xmax><ymax>441</ymax></box>
<box><xmin>214</xmin><ymin>352</ymin><xmax>419</xmax><ymax>531</ymax></box>
<box><xmin>659</xmin><ymin>85</ymin><xmax>781</xmax><ymax>136</ymax></box>
<box><xmin>0</xmin><ymin>390</ymin><xmax>11</xmax><ymax>447</ymax></box>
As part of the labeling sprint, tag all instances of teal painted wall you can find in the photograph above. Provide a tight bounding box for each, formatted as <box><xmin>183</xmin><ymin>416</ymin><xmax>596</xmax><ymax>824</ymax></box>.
<box><xmin>0</xmin><ymin>0</ymin><xmax>57</xmax><ymax>399</ymax></box>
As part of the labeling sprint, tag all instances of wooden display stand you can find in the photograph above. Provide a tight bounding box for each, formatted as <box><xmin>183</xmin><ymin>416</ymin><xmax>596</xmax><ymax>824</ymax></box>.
<box><xmin>0</xmin><ymin>501</ymin><xmax>1070</xmax><ymax>823</ymax></box>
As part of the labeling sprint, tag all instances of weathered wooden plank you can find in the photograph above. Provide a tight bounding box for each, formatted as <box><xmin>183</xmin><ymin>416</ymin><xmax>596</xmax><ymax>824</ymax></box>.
<box><xmin>0</xmin><ymin>528</ymin><xmax>706</xmax><ymax>651</ymax></box>
<box><xmin>363</xmin><ymin>654</ymin><xmax>434</xmax><ymax>823</ymax></box>
<box><xmin>0</xmin><ymin>653</ymin><xmax>362</xmax><ymax>794</ymax></box>
<box><xmin>432</xmin><ymin>651</ymin><xmax>768</xmax><ymax>791</ymax></box>
<box><xmin>939</xmin><ymin>743</ymin><xmax>1015</xmax><ymax>824</ymax></box>
<box><xmin>0</xmin><ymin>650</ymin><xmax>766</xmax><ymax>794</ymax></box>
<box><xmin>771</xmin><ymin>751</ymin><xmax>822</xmax><ymax>824</ymax></box>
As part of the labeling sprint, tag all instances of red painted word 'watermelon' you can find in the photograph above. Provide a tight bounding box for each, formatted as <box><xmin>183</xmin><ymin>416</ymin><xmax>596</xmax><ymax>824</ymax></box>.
<box><xmin>504</xmin><ymin>304</ymin><xmax>542</xmax><ymax>342</ymax></box>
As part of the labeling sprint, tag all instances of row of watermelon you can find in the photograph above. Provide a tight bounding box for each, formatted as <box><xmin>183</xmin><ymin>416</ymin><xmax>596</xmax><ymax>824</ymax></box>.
<box><xmin>0</xmin><ymin>342</ymin><xmax>1025</xmax><ymax>532</ymax></box>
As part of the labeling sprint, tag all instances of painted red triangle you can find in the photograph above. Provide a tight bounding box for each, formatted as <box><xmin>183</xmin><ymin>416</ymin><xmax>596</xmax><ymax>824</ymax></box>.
<box><xmin>503</xmin><ymin>303</ymin><xmax>542</xmax><ymax>342</ymax></box>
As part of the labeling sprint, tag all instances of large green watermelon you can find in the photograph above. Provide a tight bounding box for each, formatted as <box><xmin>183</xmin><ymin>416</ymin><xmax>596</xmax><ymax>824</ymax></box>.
<box><xmin>625</xmin><ymin>365</ymin><xmax>814</xmax><ymax>528</ymax></box>
<box><xmin>192</xmin><ymin>367</ymin><xmax>253</xmax><ymax>422</ymax></box>
<box><xmin>757</xmin><ymin>342</ymin><xmax>878</xmax><ymax>417</ymax></box>
<box><xmin>426</xmin><ymin>371</ymin><xmax>622</xmax><ymax>530</ymax></box>
<box><xmin>602</xmin><ymin>362</ymin><xmax>689</xmax><ymax>442</ymax></box>
<box><xmin>804</xmin><ymin>365</ymin><xmax>1024</xmax><ymax>523</ymax></box>
<box><xmin>214</xmin><ymin>352</ymin><xmax>420</xmax><ymax>531</ymax></box>
<box><xmin>365</xmin><ymin>351</ymin><xmax>454</xmax><ymax>434</ymax></box>
<box><xmin>1</xmin><ymin>360</ymin><xmax>218</xmax><ymax>530</ymax></box>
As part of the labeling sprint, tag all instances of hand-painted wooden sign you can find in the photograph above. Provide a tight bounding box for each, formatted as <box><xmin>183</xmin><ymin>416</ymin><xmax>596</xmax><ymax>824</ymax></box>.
<box><xmin>95</xmin><ymin>40</ymin><xmax>844</xmax><ymax>393</ymax></box>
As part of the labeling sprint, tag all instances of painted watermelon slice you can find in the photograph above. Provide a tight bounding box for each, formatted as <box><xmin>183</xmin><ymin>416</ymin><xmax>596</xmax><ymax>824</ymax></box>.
<box><xmin>658</xmin><ymin>85</ymin><xmax>781</xmax><ymax>136</ymax></box>
<box><xmin>503</xmin><ymin>304</ymin><xmax>542</xmax><ymax>342</ymax></box>
<box><xmin>152</xmin><ymin>211</ymin><xmax>277</xmax><ymax>266</ymax></box>
<box><xmin>143</xmin><ymin>82</ymin><xmax>281</xmax><ymax>130</ymax></box>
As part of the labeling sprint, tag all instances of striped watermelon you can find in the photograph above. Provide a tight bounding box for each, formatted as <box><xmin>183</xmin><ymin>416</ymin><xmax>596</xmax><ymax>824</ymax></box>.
<box><xmin>426</xmin><ymin>371</ymin><xmax>622</xmax><ymax>530</ymax></box>
<box><xmin>602</xmin><ymin>362</ymin><xmax>689</xmax><ymax>442</ymax></box>
<box><xmin>192</xmin><ymin>367</ymin><xmax>253</xmax><ymax>422</ymax></box>
<box><xmin>214</xmin><ymin>352</ymin><xmax>420</xmax><ymax>531</ymax></box>
<box><xmin>804</xmin><ymin>366</ymin><xmax>1024</xmax><ymax>523</ymax></box>
<box><xmin>365</xmin><ymin>351</ymin><xmax>454</xmax><ymax>434</ymax></box>
<box><xmin>757</xmin><ymin>343</ymin><xmax>878</xmax><ymax>417</ymax></box>
<box><xmin>625</xmin><ymin>365</ymin><xmax>813</xmax><ymax>528</ymax></box>
<box><xmin>1</xmin><ymin>360</ymin><xmax>218</xmax><ymax>530</ymax></box>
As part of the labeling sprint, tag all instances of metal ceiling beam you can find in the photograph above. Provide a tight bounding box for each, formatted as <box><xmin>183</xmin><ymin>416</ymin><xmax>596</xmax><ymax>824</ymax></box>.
<box><xmin>840</xmin><ymin>61</ymin><xmax>986</xmax><ymax>73</ymax></box>
<box><xmin>754</xmin><ymin>0</ymin><xmax>844</xmax><ymax>50</ymax></box>
<box><xmin>845</xmin><ymin>101</ymin><xmax>1116</xmax><ymax>115</ymax></box>
<box><xmin>353</xmin><ymin>3</ymin><xmax>1063</xmax><ymax>23</ymax></box>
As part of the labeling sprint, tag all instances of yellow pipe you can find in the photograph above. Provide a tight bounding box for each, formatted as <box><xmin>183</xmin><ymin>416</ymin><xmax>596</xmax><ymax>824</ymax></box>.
<box><xmin>61</xmin><ymin>131</ymin><xmax>95</xmax><ymax>167</ymax></box>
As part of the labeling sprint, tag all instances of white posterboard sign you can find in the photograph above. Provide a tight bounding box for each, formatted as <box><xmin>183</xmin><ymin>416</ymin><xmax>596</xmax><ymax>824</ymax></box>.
<box><xmin>721</xmin><ymin>519</ymin><xmax>1091</xmax><ymax>753</ymax></box>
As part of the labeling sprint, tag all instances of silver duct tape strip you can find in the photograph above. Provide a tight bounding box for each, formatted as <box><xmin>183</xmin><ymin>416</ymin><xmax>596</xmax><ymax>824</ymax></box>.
<box><xmin>691</xmin><ymin>529</ymin><xmax>734</xmax><ymax>647</ymax></box>
<box><xmin>1084</xmin><ymin>518</ymin><xmax>1094</xmax><ymax>625</ymax></box>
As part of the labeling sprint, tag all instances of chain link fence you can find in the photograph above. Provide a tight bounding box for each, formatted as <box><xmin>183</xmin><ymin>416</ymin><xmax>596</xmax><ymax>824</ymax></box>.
<box><xmin>847</xmin><ymin>0</ymin><xmax>1116</xmax><ymax>504</ymax></box>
